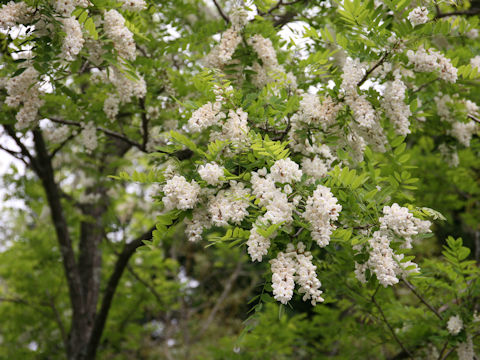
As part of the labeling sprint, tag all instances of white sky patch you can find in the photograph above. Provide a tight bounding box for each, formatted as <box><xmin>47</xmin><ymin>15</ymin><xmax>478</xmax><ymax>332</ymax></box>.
<box><xmin>278</xmin><ymin>21</ymin><xmax>314</xmax><ymax>60</ymax></box>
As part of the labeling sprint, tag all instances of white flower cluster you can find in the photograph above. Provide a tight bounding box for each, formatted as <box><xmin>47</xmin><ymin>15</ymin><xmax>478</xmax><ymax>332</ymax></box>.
<box><xmin>447</xmin><ymin>315</ymin><xmax>463</xmax><ymax>335</ymax></box>
<box><xmin>80</xmin><ymin>122</ymin><xmax>98</xmax><ymax>153</ymax></box>
<box><xmin>270</xmin><ymin>242</ymin><xmax>324</xmax><ymax>305</ymax></box>
<box><xmin>120</xmin><ymin>0</ymin><xmax>146</xmax><ymax>11</ymax></box>
<box><xmin>457</xmin><ymin>335</ymin><xmax>475</xmax><ymax>360</ymax></box>
<box><xmin>0</xmin><ymin>1</ymin><xmax>33</xmax><ymax>30</ymax></box>
<box><xmin>54</xmin><ymin>0</ymin><xmax>90</xmax><ymax>17</ymax></box>
<box><xmin>187</xmin><ymin>102</ymin><xmax>224</xmax><ymax>132</ymax></box>
<box><xmin>229</xmin><ymin>7</ymin><xmax>248</xmax><ymax>30</ymax></box>
<box><xmin>207</xmin><ymin>181</ymin><xmax>250</xmax><ymax>226</ymax></box>
<box><xmin>471</xmin><ymin>55</ymin><xmax>480</xmax><ymax>72</ymax></box>
<box><xmin>438</xmin><ymin>143</ymin><xmax>460</xmax><ymax>167</ymax></box>
<box><xmin>407</xmin><ymin>7</ymin><xmax>429</xmax><ymax>26</ymax></box>
<box><xmin>43</xmin><ymin>124</ymin><xmax>71</xmax><ymax>143</ymax></box>
<box><xmin>356</xmin><ymin>230</ymin><xmax>421</xmax><ymax>287</ymax></box>
<box><xmin>247</xmin><ymin>35</ymin><xmax>296</xmax><ymax>89</ymax></box>
<box><xmin>301</xmin><ymin>150</ymin><xmax>335</xmax><ymax>181</ymax></box>
<box><xmin>449</xmin><ymin>121</ymin><xmax>477</xmax><ymax>147</ymax></box>
<box><xmin>204</xmin><ymin>28</ymin><xmax>242</xmax><ymax>68</ymax></box>
<box><xmin>103</xmin><ymin>68</ymin><xmax>146</xmax><ymax>120</ymax></box>
<box><xmin>303</xmin><ymin>185</ymin><xmax>342</xmax><ymax>247</ymax></box>
<box><xmin>383</xmin><ymin>79</ymin><xmax>412</xmax><ymax>136</ymax></box>
<box><xmin>203</xmin><ymin>7</ymin><xmax>249</xmax><ymax>69</ymax></box>
<box><xmin>294</xmin><ymin>93</ymin><xmax>341</xmax><ymax>131</ymax></box>
<box><xmin>380</xmin><ymin>203</ymin><xmax>431</xmax><ymax>248</ymax></box>
<box><xmin>104</xmin><ymin>9</ymin><xmax>136</xmax><ymax>61</ymax></box>
<box><xmin>185</xmin><ymin>208</ymin><xmax>211</xmax><ymax>242</ymax></box>
<box><xmin>103</xmin><ymin>95</ymin><xmax>120</xmax><ymax>121</ymax></box>
<box><xmin>270</xmin><ymin>158</ymin><xmax>302</xmax><ymax>184</ymax></box>
<box><xmin>406</xmin><ymin>46</ymin><xmax>458</xmax><ymax>83</ymax></box>
<box><xmin>198</xmin><ymin>162</ymin><xmax>224</xmax><ymax>185</ymax></box>
<box><xmin>60</xmin><ymin>17</ymin><xmax>84</xmax><ymax>61</ymax></box>
<box><xmin>5</xmin><ymin>67</ymin><xmax>44</xmax><ymax>129</ymax></box>
<box><xmin>251</xmin><ymin>164</ymin><xmax>299</xmax><ymax>224</ymax></box>
<box><xmin>246</xmin><ymin>226</ymin><xmax>272</xmax><ymax>262</ymax></box>
<box><xmin>356</xmin><ymin>204</ymin><xmax>430</xmax><ymax>286</ymax></box>
<box><xmin>162</xmin><ymin>175</ymin><xmax>200</xmax><ymax>211</ymax></box>
<box><xmin>211</xmin><ymin>108</ymin><xmax>250</xmax><ymax>144</ymax></box>
<box><xmin>340</xmin><ymin>58</ymin><xmax>388</xmax><ymax>156</ymax></box>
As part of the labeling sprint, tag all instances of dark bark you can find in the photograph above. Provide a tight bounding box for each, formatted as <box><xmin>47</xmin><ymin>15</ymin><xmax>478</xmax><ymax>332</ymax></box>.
<box><xmin>32</xmin><ymin>130</ymin><xmax>89</xmax><ymax>359</ymax></box>
<box><xmin>85</xmin><ymin>226</ymin><xmax>155</xmax><ymax>359</ymax></box>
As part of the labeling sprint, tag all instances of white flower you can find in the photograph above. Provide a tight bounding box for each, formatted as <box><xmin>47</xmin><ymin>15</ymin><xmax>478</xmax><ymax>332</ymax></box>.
<box><xmin>104</xmin><ymin>9</ymin><xmax>136</xmax><ymax>61</ymax></box>
<box><xmin>408</xmin><ymin>7</ymin><xmax>429</xmax><ymax>26</ymax></box>
<box><xmin>120</xmin><ymin>0</ymin><xmax>146</xmax><ymax>11</ymax></box>
<box><xmin>457</xmin><ymin>335</ymin><xmax>474</xmax><ymax>360</ymax></box>
<box><xmin>0</xmin><ymin>1</ymin><xmax>34</xmax><ymax>30</ymax></box>
<box><xmin>184</xmin><ymin>208</ymin><xmax>211</xmax><ymax>242</ymax></box>
<box><xmin>207</xmin><ymin>181</ymin><xmax>250</xmax><ymax>226</ymax></box>
<box><xmin>270</xmin><ymin>158</ymin><xmax>302</xmax><ymax>184</ymax></box>
<box><xmin>54</xmin><ymin>0</ymin><xmax>90</xmax><ymax>16</ymax></box>
<box><xmin>187</xmin><ymin>102</ymin><xmax>223</xmax><ymax>132</ymax></box>
<box><xmin>270</xmin><ymin>243</ymin><xmax>324</xmax><ymax>305</ymax></box>
<box><xmin>5</xmin><ymin>67</ymin><xmax>44</xmax><ymax>129</ymax></box>
<box><xmin>203</xmin><ymin>28</ymin><xmax>242</xmax><ymax>68</ymax></box>
<box><xmin>247</xmin><ymin>226</ymin><xmax>271</xmax><ymax>262</ymax></box>
<box><xmin>383</xmin><ymin>79</ymin><xmax>412</xmax><ymax>136</ymax></box>
<box><xmin>198</xmin><ymin>162</ymin><xmax>224</xmax><ymax>185</ymax></box>
<box><xmin>43</xmin><ymin>125</ymin><xmax>70</xmax><ymax>144</ymax></box>
<box><xmin>80</xmin><ymin>122</ymin><xmax>98</xmax><ymax>154</ymax></box>
<box><xmin>470</xmin><ymin>55</ymin><xmax>480</xmax><ymax>72</ymax></box>
<box><xmin>447</xmin><ymin>315</ymin><xmax>463</xmax><ymax>335</ymax></box>
<box><xmin>303</xmin><ymin>185</ymin><xmax>342</xmax><ymax>247</ymax></box>
<box><xmin>162</xmin><ymin>175</ymin><xmax>200</xmax><ymax>211</ymax></box>
<box><xmin>270</xmin><ymin>251</ymin><xmax>296</xmax><ymax>304</ymax></box>
<box><xmin>60</xmin><ymin>17</ymin><xmax>84</xmax><ymax>61</ymax></box>
<box><xmin>380</xmin><ymin>203</ymin><xmax>431</xmax><ymax>248</ymax></box>
<box><xmin>407</xmin><ymin>46</ymin><xmax>457</xmax><ymax>83</ymax></box>
<box><xmin>449</xmin><ymin>121</ymin><xmax>477</xmax><ymax>147</ymax></box>
<box><xmin>367</xmin><ymin>231</ymin><xmax>400</xmax><ymax>286</ymax></box>
<box><xmin>103</xmin><ymin>95</ymin><xmax>120</xmax><ymax>121</ymax></box>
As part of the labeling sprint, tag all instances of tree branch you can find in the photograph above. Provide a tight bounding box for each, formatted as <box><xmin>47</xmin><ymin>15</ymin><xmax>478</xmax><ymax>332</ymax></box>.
<box><xmin>32</xmin><ymin>130</ymin><xmax>87</xmax><ymax>355</ymax></box>
<box><xmin>434</xmin><ymin>8</ymin><xmax>480</xmax><ymax>19</ymax></box>
<box><xmin>212</xmin><ymin>0</ymin><xmax>230</xmax><ymax>24</ymax></box>
<box><xmin>357</xmin><ymin>51</ymin><xmax>390</xmax><ymax>87</ymax></box>
<box><xmin>372</xmin><ymin>287</ymin><xmax>413</xmax><ymax>359</ymax></box>
<box><xmin>48</xmin><ymin>117</ymin><xmax>144</xmax><ymax>150</ymax></box>
<box><xmin>402</xmin><ymin>279</ymin><xmax>443</xmax><ymax>321</ymax></box>
<box><xmin>85</xmin><ymin>225</ymin><xmax>156</xmax><ymax>359</ymax></box>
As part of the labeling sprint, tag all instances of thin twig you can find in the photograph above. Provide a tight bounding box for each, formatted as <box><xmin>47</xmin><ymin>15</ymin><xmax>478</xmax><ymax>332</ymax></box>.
<box><xmin>212</xmin><ymin>0</ymin><xmax>230</xmax><ymax>24</ymax></box>
<box><xmin>48</xmin><ymin>117</ymin><xmax>144</xmax><ymax>150</ymax></box>
<box><xmin>372</xmin><ymin>287</ymin><xmax>413</xmax><ymax>359</ymax></box>
<box><xmin>434</xmin><ymin>8</ymin><xmax>480</xmax><ymax>19</ymax></box>
<box><xmin>357</xmin><ymin>51</ymin><xmax>390</xmax><ymax>87</ymax></box>
<box><xmin>468</xmin><ymin>114</ymin><xmax>480</xmax><ymax>124</ymax></box>
<box><xmin>402</xmin><ymin>279</ymin><xmax>443</xmax><ymax>321</ymax></box>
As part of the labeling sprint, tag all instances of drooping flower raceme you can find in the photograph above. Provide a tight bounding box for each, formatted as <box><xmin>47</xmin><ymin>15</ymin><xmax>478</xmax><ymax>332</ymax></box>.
<box><xmin>103</xmin><ymin>9</ymin><xmax>136</xmax><ymax>61</ymax></box>
<box><xmin>447</xmin><ymin>315</ymin><xmax>464</xmax><ymax>335</ymax></box>
<box><xmin>406</xmin><ymin>46</ymin><xmax>458</xmax><ymax>83</ymax></box>
<box><xmin>303</xmin><ymin>185</ymin><xmax>342</xmax><ymax>247</ymax></box>
<box><xmin>60</xmin><ymin>17</ymin><xmax>85</xmax><ymax>61</ymax></box>
<box><xmin>407</xmin><ymin>7</ymin><xmax>429</xmax><ymax>26</ymax></box>
<box><xmin>162</xmin><ymin>175</ymin><xmax>201</xmax><ymax>211</ymax></box>
<box><xmin>4</xmin><ymin>66</ymin><xmax>44</xmax><ymax>129</ymax></box>
<box><xmin>270</xmin><ymin>242</ymin><xmax>324</xmax><ymax>305</ymax></box>
<box><xmin>198</xmin><ymin>162</ymin><xmax>224</xmax><ymax>185</ymax></box>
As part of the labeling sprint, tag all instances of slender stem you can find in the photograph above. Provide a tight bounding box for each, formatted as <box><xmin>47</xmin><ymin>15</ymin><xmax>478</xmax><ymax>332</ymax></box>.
<box><xmin>357</xmin><ymin>51</ymin><xmax>390</xmax><ymax>87</ymax></box>
<box><xmin>212</xmin><ymin>0</ymin><xmax>230</xmax><ymax>24</ymax></box>
<box><xmin>402</xmin><ymin>279</ymin><xmax>443</xmax><ymax>321</ymax></box>
<box><xmin>372</xmin><ymin>287</ymin><xmax>413</xmax><ymax>359</ymax></box>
